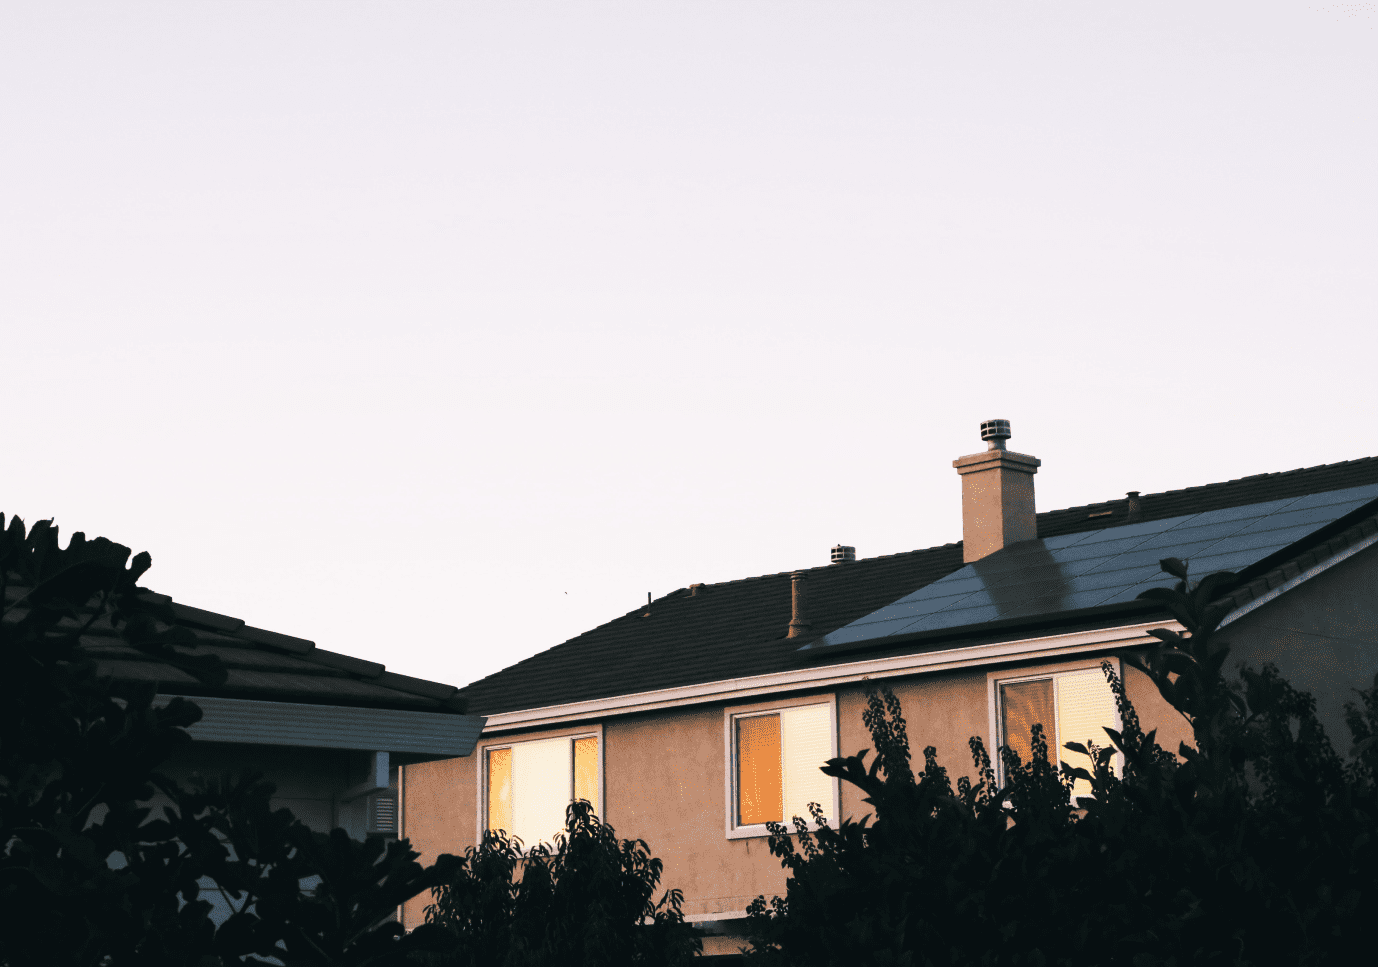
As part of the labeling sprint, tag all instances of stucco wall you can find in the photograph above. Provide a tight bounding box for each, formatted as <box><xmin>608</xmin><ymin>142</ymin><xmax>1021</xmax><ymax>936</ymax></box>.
<box><xmin>606</xmin><ymin>703</ymin><xmax>794</xmax><ymax>920</ymax></box>
<box><xmin>399</xmin><ymin>652</ymin><xmax>1192</xmax><ymax>936</ymax></box>
<box><xmin>1222</xmin><ymin>542</ymin><xmax>1378</xmax><ymax>751</ymax></box>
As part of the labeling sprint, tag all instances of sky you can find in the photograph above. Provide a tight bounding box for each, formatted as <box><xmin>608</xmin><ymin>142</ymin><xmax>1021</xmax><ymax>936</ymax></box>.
<box><xmin>2</xmin><ymin>2</ymin><xmax>1375</xmax><ymax>690</ymax></box>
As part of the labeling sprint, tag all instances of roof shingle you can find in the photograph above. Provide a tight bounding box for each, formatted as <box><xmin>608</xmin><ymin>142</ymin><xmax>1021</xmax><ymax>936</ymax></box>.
<box><xmin>460</xmin><ymin>455</ymin><xmax>1378</xmax><ymax>716</ymax></box>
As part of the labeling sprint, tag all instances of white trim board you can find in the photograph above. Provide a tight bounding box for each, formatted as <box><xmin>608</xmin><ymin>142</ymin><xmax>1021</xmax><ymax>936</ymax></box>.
<box><xmin>1219</xmin><ymin>528</ymin><xmax>1378</xmax><ymax>628</ymax></box>
<box><xmin>158</xmin><ymin>694</ymin><xmax>487</xmax><ymax>759</ymax></box>
<box><xmin>480</xmin><ymin>620</ymin><xmax>1182</xmax><ymax>733</ymax></box>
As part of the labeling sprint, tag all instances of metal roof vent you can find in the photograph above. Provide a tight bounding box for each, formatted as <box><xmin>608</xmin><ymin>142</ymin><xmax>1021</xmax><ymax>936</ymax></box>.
<box><xmin>980</xmin><ymin>419</ymin><xmax>1012</xmax><ymax>451</ymax></box>
<box><xmin>830</xmin><ymin>545</ymin><xmax>856</xmax><ymax>564</ymax></box>
<box><xmin>787</xmin><ymin>571</ymin><xmax>812</xmax><ymax>638</ymax></box>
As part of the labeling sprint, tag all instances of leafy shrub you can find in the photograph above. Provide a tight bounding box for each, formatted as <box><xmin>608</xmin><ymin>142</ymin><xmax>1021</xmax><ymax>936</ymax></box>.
<box><xmin>745</xmin><ymin>559</ymin><xmax>1378</xmax><ymax>966</ymax></box>
<box><xmin>423</xmin><ymin>799</ymin><xmax>700</xmax><ymax>967</ymax></box>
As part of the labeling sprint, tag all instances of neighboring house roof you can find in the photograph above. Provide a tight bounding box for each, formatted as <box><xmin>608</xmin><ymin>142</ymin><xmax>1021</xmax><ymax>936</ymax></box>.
<box><xmin>461</xmin><ymin>456</ymin><xmax>1378</xmax><ymax>717</ymax></box>
<box><xmin>78</xmin><ymin>593</ymin><xmax>468</xmax><ymax>714</ymax></box>
<box><xmin>72</xmin><ymin>592</ymin><xmax>485</xmax><ymax>761</ymax></box>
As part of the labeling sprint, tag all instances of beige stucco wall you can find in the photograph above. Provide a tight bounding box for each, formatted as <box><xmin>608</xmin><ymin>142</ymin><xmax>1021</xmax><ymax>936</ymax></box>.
<box><xmin>400</xmin><ymin>652</ymin><xmax>1192</xmax><ymax>937</ymax></box>
<box><xmin>1222</xmin><ymin>541</ymin><xmax>1378</xmax><ymax>751</ymax></box>
<box><xmin>835</xmin><ymin>660</ymin><xmax>1191</xmax><ymax>824</ymax></box>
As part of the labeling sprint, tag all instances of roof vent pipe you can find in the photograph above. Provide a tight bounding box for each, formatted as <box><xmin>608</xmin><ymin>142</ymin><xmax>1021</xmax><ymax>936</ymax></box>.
<box><xmin>786</xmin><ymin>571</ymin><xmax>812</xmax><ymax>638</ymax></box>
<box><xmin>980</xmin><ymin>419</ymin><xmax>1012</xmax><ymax>450</ymax></box>
<box><xmin>831</xmin><ymin>545</ymin><xmax>856</xmax><ymax>564</ymax></box>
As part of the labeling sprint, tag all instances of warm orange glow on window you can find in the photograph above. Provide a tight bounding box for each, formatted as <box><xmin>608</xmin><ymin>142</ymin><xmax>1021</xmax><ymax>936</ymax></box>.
<box><xmin>574</xmin><ymin>736</ymin><xmax>599</xmax><ymax>813</ymax></box>
<box><xmin>487</xmin><ymin>747</ymin><xmax>512</xmax><ymax>835</ymax></box>
<box><xmin>1001</xmin><ymin>679</ymin><xmax>1055</xmax><ymax>769</ymax></box>
<box><xmin>737</xmin><ymin>714</ymin><xmax>783</xmax><ymax>826</ymax></box>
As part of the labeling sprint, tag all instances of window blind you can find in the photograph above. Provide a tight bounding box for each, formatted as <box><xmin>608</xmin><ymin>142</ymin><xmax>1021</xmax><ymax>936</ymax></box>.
<box><xmin>1056</xmin><ymin>669</ymin><xmax>1119</xmax><ymax>799</ymax></box>
<box><xmin>510</xmin><ymin>736</ymin><xmax>572</xmax><ymax>847</ymax></box>
<box><xmin>781</xmin><ymin>704</ymin><xmax>833</xmax><ymax>824</ymax></box>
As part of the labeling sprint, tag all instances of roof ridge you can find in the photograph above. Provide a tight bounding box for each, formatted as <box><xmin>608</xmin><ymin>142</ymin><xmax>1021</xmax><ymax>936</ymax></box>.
<box><xmin>459</xmin><ymin>452</ymin><xmax>1378</xmax><ymax>715</ymax></box>
<box><xmin>595</xmin><ymin>455</ymin><xmax>1378</xmax><ymax>606</ymax></box>
<box><xmin>1141</xmin><ymin>454</ymin><xmax>1377</xmax><ymax>499</ymax></box>
<box><xmin>682</xmin><ymin>541</ymin><xmax>965</xmax><ymax>591</ymax></box>
<box><xmin>1037</xmin><ymin>455</ymin><xmax>1378</xmax><ymax>518</ymax></box>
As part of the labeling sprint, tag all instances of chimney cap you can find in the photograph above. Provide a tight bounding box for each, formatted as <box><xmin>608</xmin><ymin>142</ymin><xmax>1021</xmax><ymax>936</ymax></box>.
<box><xmin>980</xmin><ymin>419</ymin><xmax>1012</xmax><ymax>450</ymax></box>
<box><xmin>830</xmin><ymin>545</ymin><xmax>856</xmax><ymax>564</ymax></box>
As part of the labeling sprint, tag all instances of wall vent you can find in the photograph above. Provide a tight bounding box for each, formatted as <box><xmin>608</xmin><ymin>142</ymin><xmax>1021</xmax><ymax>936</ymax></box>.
<box><xmin>368</xmin><ymin>792</ymin><xmax>399</xmax><ymax>837</ymax></box>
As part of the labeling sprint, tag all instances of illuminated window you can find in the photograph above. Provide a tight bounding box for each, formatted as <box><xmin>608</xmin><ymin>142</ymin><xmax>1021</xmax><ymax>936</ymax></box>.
<box><xmin>729</xmin><ymin>702</ymin><xmax>835</xmax><ymax>835</ymax></box>
<box><xmin>996</xmin><ymin>667</ymin><xmax>1120</xmax><ymax>798</ymax></box>
<box><xmin>484</xmin><ymin>734</ymin><xmax>599</xmax><ymax>847</ymax></box>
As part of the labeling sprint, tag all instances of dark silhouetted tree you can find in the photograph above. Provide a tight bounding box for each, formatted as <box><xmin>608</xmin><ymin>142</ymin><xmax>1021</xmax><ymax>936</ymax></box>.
<box><xmin>0</xmin><ymin>515</ymin><xmax>459</xmax><ymax>966</ymax></box>
<box><xmin>424</xmin><ymin>799</ymin><xmax>700</xmax><ymax>967</ymax></box>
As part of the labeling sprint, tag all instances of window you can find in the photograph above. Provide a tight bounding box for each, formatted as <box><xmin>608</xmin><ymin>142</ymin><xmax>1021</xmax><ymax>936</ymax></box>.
<box><xmin>484</xmin><ymin>733</ymin><xmax>599</xmax><ymax>848</ymax></box>
<box><xmin>994</xmin><ymin>666</ymin><xmax>1120</xmax><ymax>798</ymax></box>
<box><xmin>727</xmin><ymin>701</ymin><xmax>836</xmax><ymax>836</ymax></box>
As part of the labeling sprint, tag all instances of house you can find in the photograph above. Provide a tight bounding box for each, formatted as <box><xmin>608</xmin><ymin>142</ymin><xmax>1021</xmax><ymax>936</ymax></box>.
<box><xmin>400</xmin><ymin>424</ymin><xmax>1378</xmax><ymax>957</ymax></box>
<box><xmin>82</xmin><ymin>593</ymin><xmax>486</xmax><ymax>840</ymax></box>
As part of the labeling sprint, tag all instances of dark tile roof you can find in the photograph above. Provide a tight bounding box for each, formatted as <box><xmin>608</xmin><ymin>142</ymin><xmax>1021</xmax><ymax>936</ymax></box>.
<box><xmin>78</xmin><ymin>594</ymin><xmax>469</xmax><ymax>714</ymax></box>
<box><xmin>460</xmin><ymin>455</ymin><xmax>1378</xmax><ymax>717</ymax></box>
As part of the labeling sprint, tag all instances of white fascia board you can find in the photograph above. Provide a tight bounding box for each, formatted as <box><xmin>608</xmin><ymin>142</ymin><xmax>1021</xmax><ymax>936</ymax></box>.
<box><xmin>160</xmin><ymin>695</ymin><xmax>487</xmax><ymax>758</ymax></box>
<box><xmin>1219</xmin><ymin>528</ymin><xmax>1378</xmax><ymax>628</ymax></box>
<box><xmin>481</xmin><ymin>619</ymin><xmax>1180</xmax><ymax>733</ymax></box>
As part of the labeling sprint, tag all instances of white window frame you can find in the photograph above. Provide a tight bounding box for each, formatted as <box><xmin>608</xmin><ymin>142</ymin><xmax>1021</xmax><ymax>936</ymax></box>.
<box><xmin>723</xmin><ymin>694</ymin><xmax>839</xmax><ymax>841</ymax></box>
<box><xmin>986</xmin><ymin>658</ymin><xmax>1124</xmax><ymax>789</ymax></box>
<box><xmin>475</xmin><ymin>723</ymin><xmax>605</xmax><ymax>850</ymax></box>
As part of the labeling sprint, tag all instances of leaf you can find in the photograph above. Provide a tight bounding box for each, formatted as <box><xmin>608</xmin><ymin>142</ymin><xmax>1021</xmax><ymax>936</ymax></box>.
<box><xmin>128</xmin><ymin>550</ymin><xmax>153</xmax><ymax>584</ymax></box>
<box><xmin>1159</xmin><ymin>557</ymin><xmax>1190</xmax><ymax>581</ymax></box>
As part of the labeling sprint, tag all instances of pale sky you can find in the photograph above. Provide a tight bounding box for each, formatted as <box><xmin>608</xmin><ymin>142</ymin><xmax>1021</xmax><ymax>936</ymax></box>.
<box><xmin>3</xmin><ymin>2</ymin><xmax>1374</xmax><ymax>690</ymax></box>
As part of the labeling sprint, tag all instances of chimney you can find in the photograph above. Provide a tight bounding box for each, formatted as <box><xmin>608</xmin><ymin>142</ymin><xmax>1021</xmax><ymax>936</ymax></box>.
<box><xmin>953</xmin><ymin>419</ymin><xmax>1041</xmax><ymax>563</ymax></box>
<box><xmin>786</xmin><ymin>571</ymin><xmax>811</xmax><ymax>638</ymax></box>
<box><xmin>830</xmin><ymin>545</ymin><xmax>856</xmax><ymax>564</ymax></box>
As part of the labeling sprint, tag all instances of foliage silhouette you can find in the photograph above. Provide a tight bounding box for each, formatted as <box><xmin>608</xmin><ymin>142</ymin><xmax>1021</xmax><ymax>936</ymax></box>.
<box><xmin>745</xmin><ymin>558</ymin><xmax>1378</xmax><ymax>966</ymax></box>
<box><xmin>423</xmin><ymin>799</ymin><xmax>700</xmax><ymax>967</ymax></box>
<box><xmin>0</xmin><ymin>514</ymin><xmax>461</xmax><ymax>966</ymax></box>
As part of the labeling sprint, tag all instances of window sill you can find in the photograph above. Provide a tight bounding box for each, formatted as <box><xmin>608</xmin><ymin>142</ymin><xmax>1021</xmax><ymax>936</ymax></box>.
<box><xmin>726</xmin><ymin>819</ymin><xmax>828</xmax><ymax>841</ymax></box>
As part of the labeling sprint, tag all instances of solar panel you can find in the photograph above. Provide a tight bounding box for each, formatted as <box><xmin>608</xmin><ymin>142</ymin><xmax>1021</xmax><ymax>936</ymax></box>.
<box><xmin>802</xmin><ymin>481</ymin><xmax>1378</xmax><ymax>654</ymax></box>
